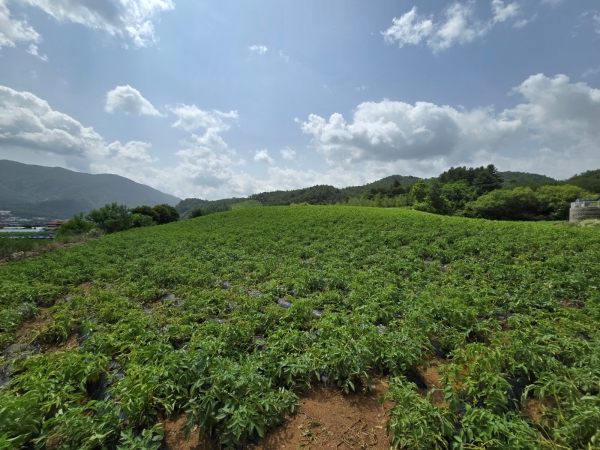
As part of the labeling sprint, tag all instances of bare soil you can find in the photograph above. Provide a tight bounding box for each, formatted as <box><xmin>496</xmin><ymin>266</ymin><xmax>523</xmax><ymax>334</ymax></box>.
<box><xmin>15</xmin><ymin>307</ymin><xmax>52</xmax><ymax>342</ymax></box>
<box><xmin>418</xmin><ymin>359</ymin><xmax>446</xmax><ymax>406</ymax></box>
<box><xmin>522</xmin><ymin>397</ymin><xmax>554</xmax><ymax>424</ymax></box>
<box><xmin>161</xmin><ymin>378</ymin><xmax>394</xmax><ymax>450</ymax></box>
<box><xmin>253</xmin><ymin>378</ymin><xmax>393</xmax><ymax>450</ymax></box>
<box><xmin>44</xmin><ymin>333</ymin><xmax>79</xmax><ymax>354</ymax></box>
<box><xmin>162</xmin><ymin>415</ymin><xmax>217</xmax><ymax>450</ymax></box>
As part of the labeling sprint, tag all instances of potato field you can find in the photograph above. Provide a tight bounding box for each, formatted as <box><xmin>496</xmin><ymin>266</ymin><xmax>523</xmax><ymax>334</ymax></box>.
<box><xmin>0</xmin><ymin>206</ymin><xmax>599</xmax><ymax>449</ymax></box>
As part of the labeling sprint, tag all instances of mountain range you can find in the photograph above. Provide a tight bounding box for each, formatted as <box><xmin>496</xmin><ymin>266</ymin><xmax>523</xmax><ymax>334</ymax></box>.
<box><xmin>0</xmin><ymin>160</ymin><xmax>180</xmax><ymax>219</ymax></box>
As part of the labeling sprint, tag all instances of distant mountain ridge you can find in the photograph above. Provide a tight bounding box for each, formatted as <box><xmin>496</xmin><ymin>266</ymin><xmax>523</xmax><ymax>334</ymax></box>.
<box><xmin>176</xmin><ymin>175</ymin><xmax>422</xmax><ymax>217</ymax></box>
<box><xmin>176</xmin><ymin>169</ymin><xmax>599</xmax><ymax>217</ymax></box>
<box><xmin>0</xmin><ymin>160</ymin><xmax>180</xmax><ymax>219</ymax></box>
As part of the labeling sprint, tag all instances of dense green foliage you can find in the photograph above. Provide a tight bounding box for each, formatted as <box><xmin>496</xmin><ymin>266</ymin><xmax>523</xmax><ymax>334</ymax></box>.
<box><xmin>501</xmin><ymin>171</ymin><xmax>559</xmax><ymax>189</ymax></box>
<box><xmin>0</xmin><ymin>160</ymin><xmax>179</xmax><ymax>219</ymax></box>
<box><xmin>0</xmin><ymin>207</ymin><xmax>598</xmax><ymax>448</ymax></box>
<box><xmin>464</xmin><ymin>185</ymin><xmax>596</xmax><ymax>221</ymax></box>
<box><xmin>250</xmin><ymin>185</ymin><xmax>350</xmax><ymax>206</ymax></box>
<box><xmin>86</xmin><ymin>203</ymin><xmax>133</xmax><ymax>234</ymax></box>
<box><xmin>151</xmin><ymin>205</ymin><xmax>180</xmax><ymax>225</ymax></box>
<box><xmin>174</xmin><ymin>166</ymin><xmax>600</xmax><ymax>223</ymax></box>
<box><xmin>86</xmin><ymin>203</ymin><xmax>179</xmax><ymax>233</ymax></box>
<box><xmin>175</xmin><ymin>175</ymin><xmax>421</xmax><ymax>218</ymax></box>
<box><xmin>175</xmin><ymin>198</ymin><xmax>247</xmax><ymax>218</ymax></box>
<box><xmin>56</xmin><ymin>214</ymin><xmax>96</xmax><ymax>238</ymax></box>
<box><xmin>567</xmin><ymin>170</ymin><xmax>600</xmax><ymax>194</ymax></box>
<box><xmin>130</xmin><ymin>204</ymin><xmax>179</xmax><ymax>225</ymax></box>
<box><xmin>439</xmin><ymin>165</ymin><xmax>504</xmax><ymax>194</ymax></box>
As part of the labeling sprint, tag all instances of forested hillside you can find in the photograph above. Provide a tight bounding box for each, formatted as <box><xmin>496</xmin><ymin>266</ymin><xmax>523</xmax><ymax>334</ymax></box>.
<box><xmin>176</xmin><ymin>167</ymin><xmax>600</xmax><ymax>221</ymax></box>
<box><xmin>0</xmin><ymin>160</ymin><xmax>179</xmax><ymax>219</ymax></box>
<box><xmin>566</xmin><ymin>170</ymin><xmax>600</xmax><ymax>194</ymax></box>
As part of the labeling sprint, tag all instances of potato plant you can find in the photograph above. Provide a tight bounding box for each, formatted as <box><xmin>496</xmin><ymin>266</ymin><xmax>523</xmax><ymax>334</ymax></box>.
<box><xmin>0</xmin><ymin>206</ymin><xmax>598</xmax><ymax>448</ymax></box>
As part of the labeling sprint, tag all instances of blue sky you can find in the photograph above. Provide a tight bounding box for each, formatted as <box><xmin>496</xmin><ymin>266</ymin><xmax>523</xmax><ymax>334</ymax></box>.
<box><xmin>0</xmin><ymin>0</ymin><xmax>599</xmax><ymax>199</ymax></box>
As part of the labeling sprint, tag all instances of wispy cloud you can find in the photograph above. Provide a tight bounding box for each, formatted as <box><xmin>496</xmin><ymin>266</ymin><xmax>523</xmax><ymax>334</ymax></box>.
<box><xmin>382</xmin><ymin>0</ymin><xmax>525</xmax><ymax>53</ymax></box>
<box><xmin>280</xmin><ymin>148</ymin><xmax>296</xmax><ymax>160</ymax></box>
<box><xmin>582</xmin><ymin>66</ymin><xmax>600</xmax><ymax>78</ymax></box>
<box><xmin>27</xmin><ymin>44</ymin><xmax>47</xmax><ymax>61</ymax></box>
<box><xmin>279</xmin><ymin>50</ymin><xmax>290</xmax><ymax>62</ymax></box>
<box><xmin>249</xmin><ymin>45</ymin><xmax>268</xmax><ymax>55</ymax></box>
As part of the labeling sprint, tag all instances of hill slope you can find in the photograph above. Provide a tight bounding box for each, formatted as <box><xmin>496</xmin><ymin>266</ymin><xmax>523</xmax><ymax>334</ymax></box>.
<box><xmin>566</xmin><ymin>169</ymin><xmax>600</xmax><ymax>194</ymax></box>
<box><xmin>0</xmin><ymin>207</ymin><xmax>598</xmax><ymax>447</ymax></box>
<box><xmin>499</xmin><ymin>171</ymin><xmax>558</xmax><ymax>186</ymax></box>
<box><xmin>0</xmin><ymin>160</ymin><xmax>180</xmax><ymax>218</ymax></box>
<box><xmin>176</xmin><ymin>175</ymin><xmax>421</xmax><ymax>216</ymax></box>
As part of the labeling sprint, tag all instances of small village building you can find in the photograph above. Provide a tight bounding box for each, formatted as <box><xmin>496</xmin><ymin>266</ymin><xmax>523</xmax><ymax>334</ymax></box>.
<box><xmin>45</xmin><ymin>220</ymin><xmax>68</xmax><ymax>231</ymax></box>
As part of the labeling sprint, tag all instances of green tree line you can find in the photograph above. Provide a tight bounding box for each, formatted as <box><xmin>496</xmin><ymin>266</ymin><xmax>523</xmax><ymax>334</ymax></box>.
<box><xmin>57</xmin><ymin>203</ymin><xmax>180</xmax><ymax>236</ymax></box>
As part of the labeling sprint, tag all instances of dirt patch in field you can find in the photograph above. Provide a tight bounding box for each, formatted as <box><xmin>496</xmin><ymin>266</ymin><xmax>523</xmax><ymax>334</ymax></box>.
<box><xmin>44</xmin><ymin>333</ymin><xmax>79</xmax><ymax>354</ymax></box>
<box><xmin>419</xmin><ymin>359</ymin><xmax>446</xmax><ymax>406</ymax></box>
<box><xmin>162</xmin><ymin>415</ymin><xmax>217</xmax><ymax>450</ymax></box>
<box><xmin>522</xmin><ymin>397</ymin><xmax>554</xmax><ymax>424</ymax></box>
<box><xmin>15</xmin><ymin>307</ymin><xmax>52</xmax><ymax>342</ymax></box>
<box><xmin>252</xmin><ymin>377</ymin><xmax>393</xmax><ymax>450</ymax></box>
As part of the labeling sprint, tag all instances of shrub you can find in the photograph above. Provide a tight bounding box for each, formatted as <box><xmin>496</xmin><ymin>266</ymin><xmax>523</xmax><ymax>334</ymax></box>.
<box><xmin>152</xmin><ymin>204</ymin><xmax>180</xmax><ymax>225</ymax></box>
<box><xmin>131</xmin><ymin>213</ymin><xmax>155</xmax><ymax>228</ymax></box>
<box><xmin>536</xmin><ymin>185</ymin><xmax>595</xmax><ymax>220</ymax></box>
<box><xmin>86</xmin><ymin>203</ymin><xmax>132</xmax><ymax>234</ymax></box>
<box><xmin>463</xmin><ymin>187</ymin><xmax>539</xmax><ymax>220</ymax></box>
<box><xmin>55</xmin><ymin>213</ymin><xmax>95</xmax><ymax>237</ymax></box>
<box><xmin>129</xmin><ymin>206</ymin><xmax>159</xmax><ymax>223</ymax></box>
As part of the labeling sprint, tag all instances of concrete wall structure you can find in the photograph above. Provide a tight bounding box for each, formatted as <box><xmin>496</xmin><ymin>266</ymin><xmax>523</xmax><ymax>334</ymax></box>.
<box><xmin>570</xmin><ymin>207</ymin><xmax>600</xmax><ymax>222</ymax></box>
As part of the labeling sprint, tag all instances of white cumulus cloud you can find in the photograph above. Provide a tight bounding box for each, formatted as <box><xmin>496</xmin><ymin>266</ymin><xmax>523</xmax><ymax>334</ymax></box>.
<box><xmin>105</xmin><ymin>85</ymin><xmax>162</xmax><ymax>116</ymax></box>
<box><xmin>0</xmin><ymin>84</ymin><xmax>157</xmax><ymax>173</ymax></box>
<box><xmin>168</xmin><ymin>104</ymin><xmax>239</xmax><ymax>133</ymax></box>
<box><xmin>300</xmin><ymin>74</ymin><xmax>600</xmax><ymax>179</ymax></box>
<box><xmin>254</xmin><ymin>149</ymin><xmax>275</xmax><ymax>165</ymax></box>
<box><xmin>16</xmin><ymin>0</ymin><xmax>174</xmax><ymax>47</ymax></box>
<box><xmin>383</xmin><ymin>1</ymin><xmax>525</xmax><ymax>53</ymax></box>
<box><xmin>0</xmin><ymin>0</ymin><xmax>40</xmax><ymax>49</ymax></box>
<box><xmin>249</xmin><ymin>45</ymin><xmax>268</xmax><ymax>55</ymax></box>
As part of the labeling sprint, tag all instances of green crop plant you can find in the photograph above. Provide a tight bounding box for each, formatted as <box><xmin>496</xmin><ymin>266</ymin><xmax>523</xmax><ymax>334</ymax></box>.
<box><xmin>0</xmin><ymin>206</ymin><xmax>597</xmax><ymax>448</ymax></box>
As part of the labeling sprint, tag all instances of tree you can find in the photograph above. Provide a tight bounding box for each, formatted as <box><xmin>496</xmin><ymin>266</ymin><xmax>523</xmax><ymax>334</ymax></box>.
<box><xmin>463</xmin><ymin>187</ymin><xmax>539</xmax><ymax>221</ymax></box>
<box><xmin>131</xmin><ymin>213</ymin><xmax>155</xmax><ymax>228</ymax></box>
<box><xmin>535</xmin><ymin>185</ymin><xmax>595</xmax><ymax>220</ymax></box>
<box><xmin>190</xmin><ymin>207</ymin><xmax>203</xmax><ymax>218</ymax></box>
<box><xmin>56</xmin><ymin>213</ymin><xmax>96</xmax><ymax>237</ymax></box>
<box><xmin>441</xmin><ymin>180</ymin><xmax>478</xmax><ymax>214</ymax></box>
<box><xmin>152</xmin><ymin>204</ymin><xmax>180</xmax><ymax>225</ymax></box>
<box><xmin>86</xmin><ymin>203</ymin><xmax>132</xmax><ymax>234</ymax></box>
<box><xmin>411</xmin><ymin>180</ymin><xmax>429</xmax><ymax>203</ymax></box>
<box><xmin>427</xmin><ymin>180</ymin><xmax>448</xmax><ymax>214</ymax></box>
<box><xmin>130</xmin><ymin>206</ymin><xmax>159</xmax><ymax>223</ymax></box>
<box><xmin>474</xmin><ymin>169</ymin><xmax>503</xmax><ymax>195</ymax></box>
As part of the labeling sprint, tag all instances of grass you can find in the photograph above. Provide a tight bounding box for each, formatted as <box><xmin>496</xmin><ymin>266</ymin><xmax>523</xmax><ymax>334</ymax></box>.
<box><xmin>0</xmin><ymin>234</ymin><xmax>93</xmax><ymax>260</ymax></box>
<box><xmin>0</xmin><ymin>206</ymin><xmax>598</xmax><ymax>449</ymax></box>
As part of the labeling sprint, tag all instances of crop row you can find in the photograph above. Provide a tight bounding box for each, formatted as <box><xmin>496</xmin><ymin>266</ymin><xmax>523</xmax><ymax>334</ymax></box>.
<box><xmin>0</xmin><ymin>206</ymin><xmax>598</xmax><ymax>448</ymax></box>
